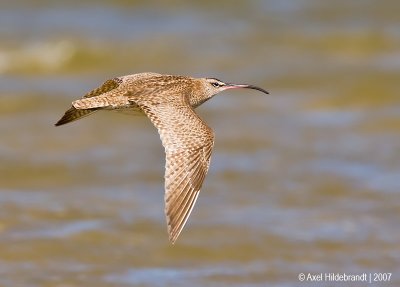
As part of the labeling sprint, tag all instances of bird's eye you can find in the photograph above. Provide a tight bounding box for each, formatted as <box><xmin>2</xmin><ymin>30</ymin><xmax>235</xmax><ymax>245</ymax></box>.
<box><xmin>211</xmin><ymin>82</ymin><xmax>221</xmax><ymax>87</ymax></box>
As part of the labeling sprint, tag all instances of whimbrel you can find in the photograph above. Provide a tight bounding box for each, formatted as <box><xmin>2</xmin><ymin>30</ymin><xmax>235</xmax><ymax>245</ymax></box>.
<box><xmin>55</xmin><ymin>73</ymin><xmax>268</xmax><ymax>243</ymax></box>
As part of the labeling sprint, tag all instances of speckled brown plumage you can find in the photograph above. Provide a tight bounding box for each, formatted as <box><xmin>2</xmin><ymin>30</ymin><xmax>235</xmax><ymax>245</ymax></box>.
<box><xmin>55</xmin><ymin>72</ymin><xmax>268</xmax><ymax>244</ymax></box>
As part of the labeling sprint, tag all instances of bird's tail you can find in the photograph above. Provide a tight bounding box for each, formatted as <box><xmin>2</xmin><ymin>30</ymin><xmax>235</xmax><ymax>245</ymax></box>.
<box><xmin>55</xmin><ymin>106</ymin><xmax>98</xmax><ymax>126</ymax></box>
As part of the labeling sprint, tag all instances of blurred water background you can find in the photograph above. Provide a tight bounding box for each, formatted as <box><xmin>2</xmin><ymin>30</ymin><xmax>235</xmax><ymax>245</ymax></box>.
<box><xmin>1</xmin><ymin>1</ymin><xmax>399</xmax><ymax>286</ymax></box>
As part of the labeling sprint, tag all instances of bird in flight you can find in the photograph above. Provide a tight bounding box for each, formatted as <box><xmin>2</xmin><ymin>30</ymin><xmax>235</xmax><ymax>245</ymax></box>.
<box><xmin>55</xmin><ymin>72</ymin><xmax>269</xmax><ymax>244</ymax></box>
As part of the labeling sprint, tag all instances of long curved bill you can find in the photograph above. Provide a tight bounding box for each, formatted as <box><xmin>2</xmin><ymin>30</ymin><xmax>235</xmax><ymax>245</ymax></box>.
<box><xmin>224</xmin><ymin>83</ymin><xmax>269</xmax><ymax>95</ymax></box>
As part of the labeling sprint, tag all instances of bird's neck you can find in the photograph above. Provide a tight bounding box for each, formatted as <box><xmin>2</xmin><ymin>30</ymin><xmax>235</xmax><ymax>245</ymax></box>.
<box><xmin>188</xmin><ymin>81</ymin><xmax>213</xmax><ymax>108</ymax></box>
<box><xmin>190</xmin><ymin>96</ymin><xmax>212</xmax><ymax>109</ymax></box>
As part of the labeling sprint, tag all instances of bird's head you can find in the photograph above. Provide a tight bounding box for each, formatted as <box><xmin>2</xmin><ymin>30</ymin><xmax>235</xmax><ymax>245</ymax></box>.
<box><xmin>202</xmin><ymin>77</ymin><xmax>269</xmax><ymax>98</ymax></box>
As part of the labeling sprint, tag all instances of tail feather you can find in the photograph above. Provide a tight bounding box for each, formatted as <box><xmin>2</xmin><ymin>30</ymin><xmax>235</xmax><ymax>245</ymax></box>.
<box><xmin>55</xmin><ymin>106</ymin><xmax>98</xmax><ymax>126</ymax></box>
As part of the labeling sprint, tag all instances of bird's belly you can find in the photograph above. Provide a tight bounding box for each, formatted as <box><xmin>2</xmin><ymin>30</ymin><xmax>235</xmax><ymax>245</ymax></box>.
<box><xmin>110</xmin><ymin>106</ymin><xmax>145</xmax><ymax>116</ymax></box>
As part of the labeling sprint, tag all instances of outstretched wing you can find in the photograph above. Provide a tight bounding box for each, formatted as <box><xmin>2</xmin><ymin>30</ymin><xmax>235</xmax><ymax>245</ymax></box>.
<box><xmin>83</xmin><ymin>78</ymin><xmax>123</xmax><ymax>98</ymax></box>
<box><xmin>55</xmin><ymin>106</ymin><xmax>98</xmax><ymax>126</ymax></box>
<box><xmin>134</xmin><ymin>93</ymin><xmax>214</xmax><ymax>244</ymax></box>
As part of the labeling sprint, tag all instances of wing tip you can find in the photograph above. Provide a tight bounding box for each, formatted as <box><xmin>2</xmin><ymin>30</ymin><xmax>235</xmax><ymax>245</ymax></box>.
<box><xmin>54</xmin><ymin>114</ymin><xmax>72</xmax><ymax>126</ymax></box>
<box><xmin>165</xmin><ymin>189</ymin><xmax>201</xmax><ymax>245</ymax></box>
<box><xmin>54</xmin><ymin>106</ymin><xmax>98</xmax><ymax>126</ymax></box>
<box><xmin>167</xmin><ymin>224</ymin><xmax>182</xmax><ymax>245</ymax></box>
<box><xmin>168</xmin><ymin>232</ymin><xmax>178</xmax><ymax>245</ymax></box>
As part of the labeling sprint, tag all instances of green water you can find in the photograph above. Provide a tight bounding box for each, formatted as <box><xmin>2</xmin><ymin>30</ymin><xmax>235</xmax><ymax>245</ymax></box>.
<box><xmin>0</xmin><ymin>1</ymin><xmax>399</xmax><ymax>286</ymax></box>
